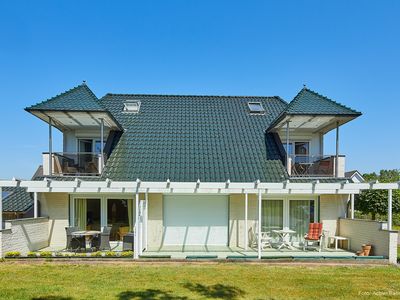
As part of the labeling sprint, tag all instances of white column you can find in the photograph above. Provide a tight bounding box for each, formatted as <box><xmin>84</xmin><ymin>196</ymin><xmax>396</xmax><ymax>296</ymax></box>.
<box><xmin>0</xmin><ymin>187</ymin><xmax>3</xmax><ymax>230</ymax></box>
<box><xmin>244</xmin><ymin>193</ymin><xmax>248</xmax><ymax>250</ymax></box>
<box><xmin>388</xmin><ymin>189</ymin><xmax>393</xmax><ymax>230</ymax></box>
<box><xmin>144</xmin><ymin>191</ymin><xmax>148</xmax><ymax>251</ymax></box>
<box><xmin>335</xmin><ymin>121</ymin><xmax>339</xmax><ymax>177</ymax></box>
<box><xmin>350</xmin><ymin>194</ymin><xmax>355</xmax><ymax>219</ymax></box>
<box><xmin>134</xmin><ymin>193</ymin><xmax>139</xmax><ymax>259</ymax></box>
<box><xmin>100</xmin><ymin>118</ymin><xmax>104</xmax><ymax>172</ymax></box>
<box><xmin>257</xmin><ymin>189</ymin><xmax>262</xmax><ymax>259</ymax></box>
<box><xmin>34</xmin><ymin>192</ymin><xmax>38</xmax><ymax>218</ymax></box>
<box><xmin>286</xmin><ymin>121</ymin><xmax>290</xmax><ymax>173</ymax></box>
<box><xmin>48</xmin><ymin>117</ymin><xmax>53</xmax><ymax>175</ymax></box>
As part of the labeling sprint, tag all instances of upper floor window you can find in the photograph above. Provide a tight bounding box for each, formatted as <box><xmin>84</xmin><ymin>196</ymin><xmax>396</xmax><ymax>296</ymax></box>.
<box><xmin>247</xmin><ymin>102</ymin><xmax>265</xmax><ymax>114</ymax></box>
<box><xmin>123</xmin><ymin>100</ymin><xmax>141</xmax><ymax>113</ymax></box>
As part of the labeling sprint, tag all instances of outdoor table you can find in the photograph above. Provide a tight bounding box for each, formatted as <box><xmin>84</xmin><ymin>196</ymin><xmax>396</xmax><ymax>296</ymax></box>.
<box><xmin>328</xmin><ymin>236</ymin><xmax>350</xmax><ymax>250</ymax></box>
<box><xmin>272</xmin><ymin>229</ymin><xmax>296</xmax><ymax>250</ymax></box>
<box><xmin>71</xmin><ymin>230</ymin><xmax>101</xmax><ymax>251</ymax></box>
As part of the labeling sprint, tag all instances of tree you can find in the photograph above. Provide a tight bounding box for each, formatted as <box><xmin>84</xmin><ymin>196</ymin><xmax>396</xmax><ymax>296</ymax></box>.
<box><xmin>356</xmin><ymin>169</ymin><xmax>400</xmax><ymax>220</ymax></box>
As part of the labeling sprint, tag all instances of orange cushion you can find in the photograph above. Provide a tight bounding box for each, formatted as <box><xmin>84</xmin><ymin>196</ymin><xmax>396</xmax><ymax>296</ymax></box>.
<box><xmin>305</xmin><ymin>223</ymin><xmax>322</xmax><ymax>240</ymax></box>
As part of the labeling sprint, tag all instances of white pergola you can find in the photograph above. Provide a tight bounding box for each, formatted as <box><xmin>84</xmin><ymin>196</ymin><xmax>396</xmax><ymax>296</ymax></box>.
<box><xmin>1</xmin><ymin>178</ymin><xmax>398</xmax><ymax>259</ymax></box>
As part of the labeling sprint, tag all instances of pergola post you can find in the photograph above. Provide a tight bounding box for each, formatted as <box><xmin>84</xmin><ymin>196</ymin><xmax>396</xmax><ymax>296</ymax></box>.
<box><xmin>0</xmin><ymin>187</ymin><xmax>3</xmax><ymax>230</ymax></box>
<box><xmin>257</xmin><ymin>189</ymin><xmax>262</xmax><ymax>259</ymax></box>
<box><xmin>134</xmin><ymin>192</ymin><xmax>139</xmax><ymax>259</ymax></box>
<box><xmin>350</xmin><ymin>194</ymin><xmax>355</xmax><ymax>219</ymax></box>
<box><xmin>286</xmin><ymin>121</ymin><xmax>290</xmax><ymax>173</ymax></box>
<box><xmin>100</xmin><ymin>118</ymin><xmax>104</xmax><ymax>172</ymax></box>
<box><xmin>48</xmin><ymin>117</ymin><xmax>53</xmax><ymax>175</ymax></box>
<box><xmin>335</xmin><ymin>121</ymin><xmax>339</xmax><ymax>177</ymax></box>
<box><xmin>244</xmin><ymin>193</ymin><xmax>248</xmax><ymax>250</ymax></box>
<box><xmin>388</xmin><ymin>189</ymin><xmax>392</xmax><ymax>230</ymax></box>
<box><xmin>34</xmin><ymin>192</ymin><xmax>38</xmax><ymax>218</ymax></box>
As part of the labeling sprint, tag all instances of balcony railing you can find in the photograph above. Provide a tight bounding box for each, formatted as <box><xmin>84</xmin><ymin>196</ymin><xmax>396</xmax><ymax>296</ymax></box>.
<box><xmin>43</xmin><ymin>152</ymin><xmax>105</xmax><ymax>176</ymax></box>
<box><xmin>288</xmin><ymin>155</ymin><xmax>345</xmax><ymax>177</ymax></box>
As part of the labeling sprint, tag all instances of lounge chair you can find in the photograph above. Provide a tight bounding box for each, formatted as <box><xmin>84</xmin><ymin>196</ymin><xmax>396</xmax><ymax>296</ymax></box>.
<box><xmin>303</xmin><ymin>223</ymin><xmax>324</xmax><ymax>252</ymax></box>
<box><xmin>92</xmin><ymin>226</ymin><xmax>112</xmax><ymax>251</ymax></box>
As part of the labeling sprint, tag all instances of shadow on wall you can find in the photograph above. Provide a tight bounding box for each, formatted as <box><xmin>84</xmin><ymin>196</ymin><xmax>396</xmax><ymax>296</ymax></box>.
<box><xmin>117</xmin><ymin>283</ymin><xmax>245</xmax><ymax>300</ymax></box>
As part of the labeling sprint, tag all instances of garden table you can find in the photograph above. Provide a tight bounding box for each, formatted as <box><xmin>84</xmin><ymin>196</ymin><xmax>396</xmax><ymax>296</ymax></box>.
<box><xmin>71</xmin><ymin>230</ymin><xmax>101</xmax><ymax>251</ymax></box>
<box><xmin>272</xmin><ymin>229</ymin><xmax>296</xmax><ymax>250</ymax></box>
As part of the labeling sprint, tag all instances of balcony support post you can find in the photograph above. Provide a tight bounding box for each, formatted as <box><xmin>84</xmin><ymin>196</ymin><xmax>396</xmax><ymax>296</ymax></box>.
<box><xmin>48</xmin><ymin>117</ymin><xmax>53</xmax><ymax>176</ymax></box>
<box><xmin>244</xmin><ymin>192</ymin><xmax>248</xmax><ymax>250</ymax></box>
<box><xmin>134</xmin><ymin>192</ymin><xmax>139</xmax><ymax>259</ymax></box>
<box><xmin>350</xmin><ymin>194</ymin><xmax>355</xmax><ymax>219</ymax></box>
<box><xmin>100</xmin><ymin>118</ymin><xmax>104</xmax><ymax>172</ymax></box>
<box><xmin>335</xmin><ymin>121</ymin><xmax>339</xmax><ymax>177</ymax></box>
<box><xmin>34</xmin><ymin>192</ymin><xmax>38</xmax><ymax>218</ymax></box>
<box><xmin>388</xmin><ymin>189</ymin><xmax>393</xmax><ymax>230</ymax></box>
<box><xmin>286</xmin><ymin>121</ymin><xmax>290</xmax><ymax>173</ymax></box>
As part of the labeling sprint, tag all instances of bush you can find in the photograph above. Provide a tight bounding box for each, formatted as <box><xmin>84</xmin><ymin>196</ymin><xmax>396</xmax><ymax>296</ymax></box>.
<box><xmin>5</xmin><ymin>251</ymin><xmax>21</xmax><ymax>258</ymax></box>
<box><xmin>105</xmin><ymin>251</ymin><xmax>116</xmax><ymax>257</ymax></box>
<box><xmin>27</xmin><ymin>252</ymin><xmax>38</xmax><ymax>257</ymax></box>
<box><xmin>120</xmin><ymin>251</ymin><xmax>134</xmax><ymax>258</ymax></box>
<box><xmin>39</xmin><ymin>251</ymin><xmax>53</xmax><ymax>257</ymax></box>
<box><xmin>91</xmin><ymin>251</ymin><xmax>103</xmax><ymax>257</ymax></box>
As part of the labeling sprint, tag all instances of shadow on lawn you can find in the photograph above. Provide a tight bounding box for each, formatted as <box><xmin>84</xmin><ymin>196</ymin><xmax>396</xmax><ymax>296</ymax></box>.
<box><xmin>32</xmin><ymin>296</ymin><xmax>73</xmax><ymax>300</ymax></box>
<box><xmin>183</xmin><ymin>283</ymin><xmax>245</xmax><ymax>299</ymax></box>
<box><xmin>117</xmin><ymin>289</ymin><xmax>188</xmax><ymax>300</ymax></box>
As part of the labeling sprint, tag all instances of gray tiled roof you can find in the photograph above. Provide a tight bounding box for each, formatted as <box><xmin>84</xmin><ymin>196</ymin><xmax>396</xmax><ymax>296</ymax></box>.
<box><xmin>99</xmin><ymin>94</ymin><xmax>289</xmax><ymax>182</ymax></box>
<box><xmin>285</xmin><ymin>88</ymin><xmax>362</xmax><ymax>116</ymax></box>
<box><xmin>2</xmin><ymin>187</ymin><xmax>33</xmax><ymax>212</ymax></box>
<box><xmin>25</xmin><ymin>83</ymin><xmax>105</xmax><ymax>112</ymax></box>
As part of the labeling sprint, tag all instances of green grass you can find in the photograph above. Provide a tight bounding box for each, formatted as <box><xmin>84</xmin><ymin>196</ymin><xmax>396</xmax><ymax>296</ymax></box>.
<box><xmin>0</xmin><ymin>262</ymin><xmax>400</xmax><ymax>299</ymax></box>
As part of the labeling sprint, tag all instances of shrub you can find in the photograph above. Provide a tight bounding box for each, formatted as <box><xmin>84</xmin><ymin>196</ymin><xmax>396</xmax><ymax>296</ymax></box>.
<box><xmin>5</xmin><ymin>251</ymin><xmax>21</xmax><ymax>258</ymax></box>
<box><xmin>27</xmin><ymin>251</ymin><xmax>37</xmax><ymax>257</ymax></box>
<box><xmin>39</xmin><ymin>251</ymin><xmax>53</xmax><ymax>257</ymax></box>
<box><xmin>91</xmin><ymin>251</ymin><xmax>103</xmax><ymax>257</ymax></box>
<box><xmin>105</xmin><ymin>251</ymin><xmax>116</xmax><ymax>257</ymax></box>
<box><xmin>120</xmin><ymin>251</ymin><xmax>134</xmax><ymax>258</ymax></box>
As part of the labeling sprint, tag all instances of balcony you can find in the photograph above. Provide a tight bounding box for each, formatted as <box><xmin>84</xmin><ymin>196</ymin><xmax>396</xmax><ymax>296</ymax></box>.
<box><xmin>288</xmin><ymin>155</ymin><xmax>345</xmax><ymax>177</ymax></box>
<box><xmin>42</xmin><ymin>152</ymin><xmax>105</xmax><ymax>176</ymax></box>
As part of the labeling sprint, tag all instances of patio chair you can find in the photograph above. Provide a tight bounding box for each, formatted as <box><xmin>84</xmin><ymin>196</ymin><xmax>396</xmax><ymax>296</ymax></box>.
<box><xmin>65</xmin><ymin>226</ymin><xmax>85</xmax><ymax>251</ymax></box>
<box><xmin>303</xmin><ymin>223</ymin><xmax>324</xmax><ymax>252</ymax></box>
<box><xmin>249</xmin><ymin>228</ymin><xmax>273</xmax><ymax>250</ymax></box>
<box><xmin>92</xmin><ymin>226</ymin><xmax>112</xmax><ymax>251</ymax></box>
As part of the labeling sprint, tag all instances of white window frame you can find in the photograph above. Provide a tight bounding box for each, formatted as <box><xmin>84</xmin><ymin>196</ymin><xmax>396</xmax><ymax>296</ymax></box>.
<box><xmin>283</xmin><ymin>141</ymin><xmax>310</xmax><ymax>156</ymax></box>
<box><xmin>123</xmin><ymin>100</ymin><xmax>141</xmax><ymax>113</ymax></box>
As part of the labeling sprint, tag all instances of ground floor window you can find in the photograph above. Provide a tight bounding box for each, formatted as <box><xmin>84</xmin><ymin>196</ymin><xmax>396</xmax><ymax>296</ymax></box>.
<box><xmin>107</xmin><ymin>199</ymin><xmax>132</xmax><ymax>241</ymax></box>
<box><xmin>289</xmin><ymin>200</ymin><xmax>315</xmax><ymax>242</ymax></box>
<box><xmin>261</xmin><ymin>200</ymin><xmax>283</xmax><ymax>232</ymax></box>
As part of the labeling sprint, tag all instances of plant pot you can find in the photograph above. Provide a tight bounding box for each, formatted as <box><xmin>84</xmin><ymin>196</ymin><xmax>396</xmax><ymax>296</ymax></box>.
<box><xmin>362</xmin><ymin>244</ymin><xmax>372</xmax><ymax>256</ymax></box>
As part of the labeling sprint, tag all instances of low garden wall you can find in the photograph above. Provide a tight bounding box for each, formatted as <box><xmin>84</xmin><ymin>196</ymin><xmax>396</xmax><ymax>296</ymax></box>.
<box><xmin>339</xmin><ymin>218</ymin><xmax>398</xmax><ymax>264</ymax></box>
<box><xmin>0</xmin><ymin>217</ymin><xmax>49</xmax><ymax>257</ymax></box>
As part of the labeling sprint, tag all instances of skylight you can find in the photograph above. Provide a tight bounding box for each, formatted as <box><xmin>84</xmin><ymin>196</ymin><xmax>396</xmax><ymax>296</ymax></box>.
<box><xmin>248</xmin><ymin>102</ymin><xmax>265</xmax><ymax>114</ymax></box>
<box><xmin>123</xmin><ymin>100</ymin><xmax>141</xmax><ymax>113</ymax></box>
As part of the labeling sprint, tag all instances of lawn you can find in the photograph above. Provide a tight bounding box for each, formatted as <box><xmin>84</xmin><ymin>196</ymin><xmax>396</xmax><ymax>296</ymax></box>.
<box><xmin>0</xmin><ymin>262</ymin><xmax>400</xmax><ymax>299</ymax></box>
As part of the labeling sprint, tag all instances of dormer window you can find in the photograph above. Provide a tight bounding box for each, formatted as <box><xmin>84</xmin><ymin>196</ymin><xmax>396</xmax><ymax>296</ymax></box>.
<box><xmin>123</xmin><ymin>100</ymin><xmax>141</xmax><ymax>113</ymax></box>
<box><xmin>248</xmin><ymin>102</ymin><xmax>265</xmax><ymax>114</ymax></box>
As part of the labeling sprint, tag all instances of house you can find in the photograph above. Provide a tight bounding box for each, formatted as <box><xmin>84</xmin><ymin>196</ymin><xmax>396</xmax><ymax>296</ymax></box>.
<box><xmin>0</xmin><ymin>83</ymin><xmax>398</xmax><ymax>263</ymax></box>
<box><xmin>345</xmin><ymin>170</ymin><xmax>365</xmax><ymax>183</ymax></box>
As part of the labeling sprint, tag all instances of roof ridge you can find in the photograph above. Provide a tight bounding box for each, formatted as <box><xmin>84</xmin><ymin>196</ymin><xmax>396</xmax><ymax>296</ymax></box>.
<box><xmin>101</xmin><ymin>93</ymin><xmax>281</xmax><ymax>99</ymax></box>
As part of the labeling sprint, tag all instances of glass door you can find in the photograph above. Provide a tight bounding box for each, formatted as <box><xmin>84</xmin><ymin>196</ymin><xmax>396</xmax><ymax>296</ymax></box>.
<box><xmin>107</xmin><ymin>199</ymin><xmax>132</xmax><ymax>241</ymax></box>
<box><xmin>289</xmin><ymin>200</ymin><xmax>315</xmax><ymax>242</ymax></box>
<box><xmin>262</xmin><ymin>200</ymin><xmax>283</xmax><ymax>232</ymax></box>
<box><xmin>74</xmin><ymin>198</ymin><xmax>101</xmax><ymax>231</ymax></box>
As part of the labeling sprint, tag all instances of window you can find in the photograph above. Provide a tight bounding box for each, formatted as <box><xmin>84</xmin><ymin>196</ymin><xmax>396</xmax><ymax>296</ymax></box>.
<box><xmin>107</xmin><ymin>199</ymin><xmax>132</xmax><ymax>241</ymax></box>
<box><xmin>123</xmin><ymin>100</ymin><xmax>141</xmax><ymax>113</ymax></box>
<box><xmin>289</xmin><ymin>200</ymin><xmax>315</xmax><ymax>242</ymax></box>
<box><xmin>247</xmin><ymin>102</ymin><xmax>265</xmax><ymax>114</ymax></box>
<box><xmin>262</xmin><ymin>200</ymin><xmax>283</xmax><ymax>232</ymax></box>
<box><xmin>74</xmin><ymin>198</ymin><xmax>101</xmax><ymax>231</ymax></box>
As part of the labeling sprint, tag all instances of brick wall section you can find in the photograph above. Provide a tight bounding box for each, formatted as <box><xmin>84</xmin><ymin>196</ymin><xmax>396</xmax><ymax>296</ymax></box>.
<box><xmin>0</xmin><ymin>217</ymin><xmax>49</xmax><ymax>257</ymax></box>
<box><xmin>339</xmin><ymin>218</ymin><xmax>398</xmax><ymax>264</ymax></box>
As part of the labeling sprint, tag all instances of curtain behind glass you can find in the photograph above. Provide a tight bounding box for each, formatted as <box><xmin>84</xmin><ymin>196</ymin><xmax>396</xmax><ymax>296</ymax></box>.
<box><xmin>261</xmin><ymin>200</ymin><xmax>283</xmax><ymax>233</ymax></box>
<box><xmin>75</xmin><ymin>198</ymin><xmax>87</xmax><ymax>230</ymax></box>
<box><xmin>289</xmin><ymin>200</ymin><xmax>314</xmax><ymax>242</ymax></box>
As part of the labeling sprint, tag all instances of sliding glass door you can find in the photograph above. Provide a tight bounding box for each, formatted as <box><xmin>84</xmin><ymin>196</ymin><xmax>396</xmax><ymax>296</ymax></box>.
<box><xmin>74</xmin><ymin>198</ymin><xmax>101</xmax><ymax>231</ymax></box>
<box><xmin>262</xmin><ymin>200</ymin><xmax>283</xmax><ymax>232</ymax></box>
<box><xmin>107</xmin><ymin>199</ymin><xmax>132</xmax><ymax>241</ymax></box>
<box><xmin>289</xmin><ymin>200</ymin><xmax>315</xmax><ymax>242</ymax></box>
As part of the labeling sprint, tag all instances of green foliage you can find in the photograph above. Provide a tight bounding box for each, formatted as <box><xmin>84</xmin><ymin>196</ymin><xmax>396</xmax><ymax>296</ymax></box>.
<box><xmin>27</xmin><ymin>252</ymin><xmax>37</xmax><ymax>257</ymax></box>
<box><xmin>5</xmin><ymin>251</ymin><xmax>21</xmax><ymax>258</ymax></box>
<box><xmin>91</xmin><ymin>251</ymin><xmax>103</xmax><ymax>257</ymax></box>
<box><xmin>105</xmin><ymin>251</ymin><xmax>116</xmax><ymax>257</ymax></box>
<box><xmin>39</xmin><ymin>251</ymin><xmax>53</xmax><ymax>257</ymax></box>
<box><xmin>356</xmin><ymin>169</ymin><xmax>400</xmax><ymax>219</ymax></box>
<box><xmin>120</xmin><ymin>251</ymin><xmax>134</xmax><ymax>258</ymax></box>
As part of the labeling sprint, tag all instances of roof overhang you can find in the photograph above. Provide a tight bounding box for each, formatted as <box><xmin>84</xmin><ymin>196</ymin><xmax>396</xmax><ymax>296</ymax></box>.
<box><xmin>25</xmin><ymin>109</ymin><xmax>122</xmax><ymax>131</ymax></box>
<box><xmin>1</xmin><ymin>179</ymin><xmax>398</xmax><ymax>195</ymax></box>
<box><xmin>268</xmin><ymin>113</ymin><xmax>361</xmax><ymax>134</ymax></box>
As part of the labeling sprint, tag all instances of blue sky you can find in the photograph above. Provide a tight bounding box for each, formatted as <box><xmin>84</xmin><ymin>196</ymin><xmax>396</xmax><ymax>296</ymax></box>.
<box><xmin>0</xmin><ymin>1</ymin><xmax>399</xmax><ymax>179</ymax></box>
